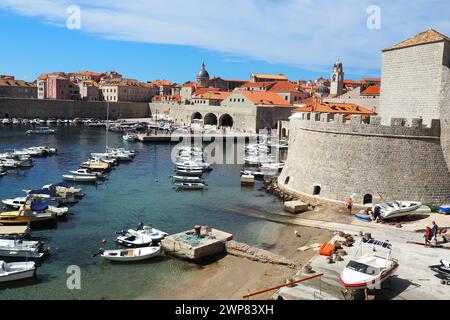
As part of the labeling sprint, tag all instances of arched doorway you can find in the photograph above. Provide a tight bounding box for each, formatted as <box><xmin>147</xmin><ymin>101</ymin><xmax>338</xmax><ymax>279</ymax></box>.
<box><xmin>219</xmin><ymin>114</ymin><xmax>234</xmax><ymax>128</ymax></box>
<box><xmin>363</xmin><ymin>194</ymin><xmax>373</xmax><ymax>205</ymax></box>
<box><xmin>313</xmin><ymin>185</ymin><xmax>321</xmax><ymax>195</ymax></box>
<box><xmin>191</xmin><ymin>112</ymin><xmax>203</xmax><ymax>123</ymax></box>
<box><xmin>204</xmin><ymin>113</ymin><xmax>218</xmax><ymax>126</ymax></box>
<box><xmin>281</xmin><ymin>128</ymin><xmax>287</xmax><ymax>138</ymax></box>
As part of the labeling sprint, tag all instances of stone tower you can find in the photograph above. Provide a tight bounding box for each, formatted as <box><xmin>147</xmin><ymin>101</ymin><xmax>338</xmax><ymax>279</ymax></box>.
<box><xmin>196</xmin><ymin>62</ymin><xmax>210</xmax><ymax>87</ymax></box>
<box><xmin>378</xmin><ymin>29</ymin><xmax>450</xmax><ymax>126</ymax></box>
<box><xmin>330</xmin><ymin>60</ymin><xmax>344</xmax><ymax>97</ymax></box>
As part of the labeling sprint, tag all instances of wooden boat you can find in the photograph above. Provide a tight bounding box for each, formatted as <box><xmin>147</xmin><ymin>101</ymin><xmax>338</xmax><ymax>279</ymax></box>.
<box><xmin>100</xmin><ymin>246</ymin><xmax>161</xmax><ymax>262</ymax></box>
<box><xmin>62</xmin><ymin>174</ymin><xmax>97</xmax><ymax>183</ymax></box>
<box><xmin>339</xmin><ymin>239</ymin><xmax>399</xmax><ymax>290</ymax></box>
<box><xmin>373</xmin><ymin>201</ymin><xmax>422</xmax><ymax>220</ymax></box>
<box><xmin>0</xmin><ymin>205</ymin><xmax>57</xmax><ymax>226</ymax></box>
<box><xmin>174</xmin><ymin>182</ymin><xmax>207</xmax><ymax>190</ymax></box>
<box><xmin>0</xmin><ymin>261</ymin><xmax>36</xmax><ymax>283</ymax></box>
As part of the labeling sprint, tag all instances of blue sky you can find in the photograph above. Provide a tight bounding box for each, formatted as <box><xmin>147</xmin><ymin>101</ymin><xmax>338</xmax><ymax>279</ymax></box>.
<box><xmin>1</xmin><ymin>0</ymin><xmax>449</xmax><ymax>83</ymax></box>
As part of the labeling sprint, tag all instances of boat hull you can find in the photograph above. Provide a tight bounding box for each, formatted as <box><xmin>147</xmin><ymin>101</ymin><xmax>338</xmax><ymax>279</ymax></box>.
<box><xmin>101</xmin><ymin>247</ymin><xmax>161</xmax><ymax>262</ymax></box>
<box><xmin>339</xmin><ymin>263</ymin><xmax>398</xmax><ymax>290</ymax></box>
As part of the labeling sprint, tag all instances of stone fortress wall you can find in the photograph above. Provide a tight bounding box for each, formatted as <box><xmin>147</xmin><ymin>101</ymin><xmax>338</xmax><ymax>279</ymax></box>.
<box><xmin>278</xmin><ymin>112</ymin><xmax>450</xmax><ymax>205</ymax></box>
<box><xmin>0</xmin><ymin>97</ymin><xmax>150</xmax><ymax>120</ymax></box>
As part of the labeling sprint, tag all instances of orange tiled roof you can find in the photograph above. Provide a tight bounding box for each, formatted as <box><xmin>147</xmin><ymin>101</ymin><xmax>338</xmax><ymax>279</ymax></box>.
<box><xmin>192</xmin><ymin>87</ymin><xmax>221</xmax><ymax>95</ymax></box>
<box><xmin>241</xmin><ymin>81</ymin><xmax>275</xmax><ymax>89</ymax></box>
<box><xmin>253</xmin><ymin>73</ymin><xmax>288</xmax><ymax>81</ymax></box>
<box><xmin>196</xmin><ymin>91</ymin><xmax>231</xmax><ymax>100</ymax></box>
<box><xmin>383</xmin><ymin>28</ymin><xmax>450</xmax><ymax>52</ymax></box>
<box><xmin>361</xmin><ymin>85</ymin><xmax>381</xmax><ymax>95</ymax></box>
<box><xmin>237</xmin><ymin>90</ymin><xmax>292</xmax><ymax>106</ymax></box>
<box><xmin>183</xmin><ymin>81</ymin><xmax>197</xmax><ymax>88</ymax></box>
<box><xmin>294</xmin><ymin>99</ymin><xmax>376</xmax><ymax>116</ymax></box>
<box><xmin>0</xmin><ymin>79</ymin><xmax>36</xmax><ymax>87</ymax></box>
<box><xmin>268</xmin><ymin>81</ymin><xmax>301</xmax><ymax>93</ymax></box>
<box><xmin>151</xmin><ymin>79</ymin><xmax>174</xmax><ymax>86</ymax></box>
<box><xmin>360</xmin><ymin>78</ymin><xmax>381</xmax><ymax>83</ymax></box>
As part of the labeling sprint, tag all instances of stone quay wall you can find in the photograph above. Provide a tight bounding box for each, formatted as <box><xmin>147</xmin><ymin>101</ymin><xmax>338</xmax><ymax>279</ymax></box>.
<box><xmin>0</xmin><ymin>98</ymin><xmax>150</xmax><ymax>120</ymax></box>
<box><xmin>278</xmin><ymin>112</ymin><xmax>450</xmax><ymax>205</ymax></box>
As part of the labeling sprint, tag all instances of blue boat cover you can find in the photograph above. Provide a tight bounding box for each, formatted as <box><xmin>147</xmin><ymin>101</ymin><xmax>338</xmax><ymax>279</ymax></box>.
<box><xmin>31</xmin><ymin>201</ymin><xmax>50</xmax><ymax>212</ymax></box>
<box><xmin>52</xmin><ymin>182</ymin><xmax>73</xmax><ymax>188</ymax></box>
<box><xmin>29</xmin><ymin>188</ymin><xmax>57</xmax><ymax>197</ymax></box>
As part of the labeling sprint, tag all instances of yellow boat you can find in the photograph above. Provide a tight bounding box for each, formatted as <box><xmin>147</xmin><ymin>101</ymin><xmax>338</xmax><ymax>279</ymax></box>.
<box><xmin>80</xmin><ymin>162</ymin><xmax>110</xmax><ymax>171</ymax></box>
<box><xmin>0</xmin><ymin>205</ymin><xmax>56</xmax><ymax>225</ymax></box>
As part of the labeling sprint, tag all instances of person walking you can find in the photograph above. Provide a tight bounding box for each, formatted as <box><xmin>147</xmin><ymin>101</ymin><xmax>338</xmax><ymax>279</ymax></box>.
<box><xmin>431</xmin><ymin>221</ymin><xmax>439</xmax><ymax>246</ymax></box>
<box><xmin>424</xmin><ymin>225</ymin><xmax>432</xmax><ymax>247</ymax></box>
<box><xmin>346</xmin><ymin>198</ymin><xmax>353</xmax><ymax>216</ymax></box>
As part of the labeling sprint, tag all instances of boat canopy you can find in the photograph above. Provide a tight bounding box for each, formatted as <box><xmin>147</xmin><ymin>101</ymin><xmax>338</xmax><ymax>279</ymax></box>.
<box><xmin>361</xmin><ymin>238</ymin><xmax>392</xmax><ymax>249</ymax></box>
<box><xmin>51</xmin><ymin>182</ymin><xmax>73</xmax><ymax>188</ymax></box>
<box><xmin>28</xmin><ymin>188</ymin><xmax>57</xmax><ymax>197</ymax></box>
<box><xmin>30</xmin><ymin>201</ymin><xmax>52</xmax><ymax>212</ymax></box>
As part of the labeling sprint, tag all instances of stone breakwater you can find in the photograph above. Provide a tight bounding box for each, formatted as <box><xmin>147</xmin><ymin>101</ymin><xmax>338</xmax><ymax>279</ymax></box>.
<box><xmin>225</xmin><ymin>240</ymin><xmax>300</xmax><ymax>269</ymax></box>
<box><xmin>262</xmin><ymin>178</ymin><xmax>295</xmax><ymax>202</ymax></box>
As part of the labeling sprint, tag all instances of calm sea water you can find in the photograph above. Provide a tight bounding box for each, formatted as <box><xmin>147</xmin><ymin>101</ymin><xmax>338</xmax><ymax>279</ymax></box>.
<box><xmin>0</xmin><ymin>125</ymin><xmax>283</xmax><ymax>299</ymax></box>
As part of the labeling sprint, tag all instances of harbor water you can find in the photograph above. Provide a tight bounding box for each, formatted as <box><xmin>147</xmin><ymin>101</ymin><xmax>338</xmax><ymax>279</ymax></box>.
<box><xmin>0</xmin><ymin>125</ymin><xmax>284</xmax><ymax>299</ymax></box>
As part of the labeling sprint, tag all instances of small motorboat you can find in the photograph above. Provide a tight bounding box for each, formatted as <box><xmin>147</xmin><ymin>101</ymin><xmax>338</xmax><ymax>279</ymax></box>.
<box><xmin>122</xmin><ymin>132</ymin><xmax>138</xmax><ymax>142</ymax></box>
<box><xmin>80</xmin><ymin>160</ymin><xmax>111</xmax><ymax>171</ymax></box>
<box><xmin>172</xmin><ymin>175</ymin><xmax>204</xmax><ymax>183</ymax></box>
<box><xmin>116</xmin><ymin>224</ymin><xmax>168</xmax><ymax>248</ymax></box>
<box><xmin>429</xmin><ymin>260</ymin><xmax>450</xmax><ymax>279</ymax></box>
<box><xmin>0</xmin><ymin>260</ymin><xmax>36</xmax><ymax>283</ymax></box>
<box><xmin>174</xmin><ymin>182</ymin><xmax>208</xmax><ymax>190</ymax></box>
<box><xmin>69</xmin><ymin>169</ymin><xmax>107</xmax><ymax>179</ymax></box>
<box><xmin>98</xmin><ymin>246</ymin><xmax>161</xmax><ymax>262</ymax></box>
<box><xmin>0</xmin><ymin>239</ymin><xmax>47</xmax><ymax>259</ymax></box>
<box><xmin>2</xmin><ymin>197</ymin><xmax>27</xmax><ymax>209</ymax></box>
<box><xmin>373</xmin><ymin>201</ymin><xmax>422</xmax><ymax>220</ymax></box>
<box><xmin>0</xmin><ymin>205</ymin><xmax>57</xmax><ymax>226</ymax></box>
<box><xmin>437</xmin><ymin>205</ymin><xmax>450</xmax><ymax>215</ymax></box>
<box><xmin>176</xmin><ymin>168</ymin><xmax>203</xmax><ymax>176</ymax></box>
<box><xmin>25</xmin><ymin>127</ymin><xmax>56</xmax><ymax>134</ymax></box>
<box><xmin>62</xmin><ymin>174</ymin><xmax>97</xmax><ymax>183</ymax></box>
<box><xmin>240</xmin><ymin>170</ymin><xmax>266</xmax><ymax>178</ymax></box>
<box><xmin>339</xmin><ymin>239</ymin><xmax>399</xmax><ymax>290</ymax></box>
<box><xmin>0</xmin><ymin>167</ymin><xmax>6</xmax><ymax>177</ymax></box>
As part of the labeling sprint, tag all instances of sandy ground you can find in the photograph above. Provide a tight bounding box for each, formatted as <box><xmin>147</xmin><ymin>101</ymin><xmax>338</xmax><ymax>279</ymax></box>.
<box><xmin>139</xmin><ymin>224</ymin><xmax>333</xmax><ymax>300</ymax></box>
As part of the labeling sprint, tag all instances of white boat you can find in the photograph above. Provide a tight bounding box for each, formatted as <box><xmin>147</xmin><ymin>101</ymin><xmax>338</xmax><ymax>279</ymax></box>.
<box><xmin>26</xmin><ymin>127</ymin><xmax>56</xmax><ymax>134</ymax></box>
<box><xmin>261</xmin><ymin>162</ymin><xmax>284</xmax><ymax>171</ymax></box>
<box><xmin>0</xmin><ymin>260</ymin><xmax>36</xmax><ymax>282</ymax></box>
<box><xmin>339</xmin><ymin>239</ymin><xmax>399</xmax><ymax>290</ymax></box>
<box><xmin>2</xmin><ymin>119</ymin><xmax>11</xmax><ymax>125</ymax></box>
<box><xmin>62</xmin><ymin>174</ymin><xmax>97</xmax><ymax>183</ymax></box>
<box><xmin>69</xmin><ymin>169</ymin><xmax>107</xmax><ymax>179</ymax></box>
<box><xmin>0</xmin><ymin>167</ymin><xmax>6</xmax><ymax>177</ymax></box>
<box><xmin>116</xmin><ymin>224</ymin><xmax>168</xmax><ymax>248</ymax></box>
<box><xmin>240</xmin><ymin>170</ymin><xmax>266</xmax><ymax>178</ymax></box>
<box><xmin>123</xmin><ymin>133</ymin><xmax>138</xmax><ymax>142</ymax></box>
<box><xmin>174</xmin><ymin>182</ymin><xmax>208</xmax><ymax>190</ymax></box>
<box><xmin>373</xmin><ymin>201</ymin><xmax>422</xmax><ymax>220</ymax></box>
<box><xmin>176</xmin><ymin>168</ymin><xmax>203</xmax><ymax>176</ymax></box>
<box><xmin>0</xmin><ymin>158</ymin><xmax>19</xmax><ymax>169</ymax></box>
<box><xmin>100</xmin><ymin>246</ymin><xmax>161</xmax><ymax>262</ymax></box>
<box><xmin>0</xmin><ymin>239</ymin><xmax>45</xmax><ymax>259</ymax></box>
<box><xmin>172</xmin><ymin>176</ymin><xmax>204</xmax><ymax>183</ymax></box>
<box><xmin>2</xmin><ymin>197</ymin><xmax>27</xmax><ymax>209</ymax></box>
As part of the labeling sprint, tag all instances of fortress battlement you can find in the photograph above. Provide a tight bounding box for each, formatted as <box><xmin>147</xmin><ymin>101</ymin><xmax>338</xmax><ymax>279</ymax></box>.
<box><xmin>292</xmin><ymin>112</ymin><xmax>441</xmax><ymax>138</ymax></box>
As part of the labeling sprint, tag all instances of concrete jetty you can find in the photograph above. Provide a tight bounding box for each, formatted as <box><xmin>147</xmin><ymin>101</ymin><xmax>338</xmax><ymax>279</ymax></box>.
<box><xmin>161</xmin><ymin>226</ymin><xmax>233</xmax><ymax>261</ymax></box>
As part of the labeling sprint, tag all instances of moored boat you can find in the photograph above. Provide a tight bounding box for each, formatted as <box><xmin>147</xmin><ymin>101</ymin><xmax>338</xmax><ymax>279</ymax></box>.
<box><xmin>0</xmin><ymin>260</ymin><xmax>36</xmax><ymax>283</ymax></box>
<box><xmin>25</xmin><ymin>127</ymin><xmax>56</xmax><ymax>134</ymax></box>
<box><xmin>62</xmin><ymin>174</ymin><xmax>97</xmax><ymax>183</ymax></box>
<box><xmin>116</xmin><ymin>224</ymin><xmax>168</xmax><ymax>248</ymax></box>
<box><xmin>174</xmin><ymin>182</ymin><xmax>207</xmax><ymax>190</ymax></box>
<box><xmin>98</xmin><ymin>246</ymin><xmax>161</xmax><ymax>262</ymax></box>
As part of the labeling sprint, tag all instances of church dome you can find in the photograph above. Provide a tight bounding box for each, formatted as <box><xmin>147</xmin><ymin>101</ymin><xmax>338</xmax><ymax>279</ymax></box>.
<box><xmin>197</xmin><ymin>63</ymin><xmax>210</xmax><ymax>79</ymax></box>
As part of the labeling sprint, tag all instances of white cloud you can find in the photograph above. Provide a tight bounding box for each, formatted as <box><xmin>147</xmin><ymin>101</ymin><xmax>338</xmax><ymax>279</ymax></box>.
<box><xmin>1</xmin><ymin>0</ymin><xmax>449</xmax><ymax>74</ymax></box>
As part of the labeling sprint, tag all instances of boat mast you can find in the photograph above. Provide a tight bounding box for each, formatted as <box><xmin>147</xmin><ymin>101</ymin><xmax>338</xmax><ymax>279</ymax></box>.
<box><xmin>106</xmin><ymin>102</ymin><xmax>109</xmax><ymax>151</ymax></box>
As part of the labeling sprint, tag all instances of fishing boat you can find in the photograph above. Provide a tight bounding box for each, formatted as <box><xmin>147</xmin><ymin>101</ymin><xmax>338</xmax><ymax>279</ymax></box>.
<box><xmin>0</xmin><ymin>260</ymin><xmax>36</xmax><ymax>283</ymax></box>
<box><xmin>373</xmin><ymin>201</ymin><xmax>422</xmax><ymax>220</ymax></box>
<box><xmin>0</xmin><ymin>205</ymin><xmax>57</xmax><ymax>226</ymax></box>
<box><xmin>62</xmin><ymin>174</ymin><xmax>97</xmax><ymax>183</ymax></box>
<box><xmin>172</xmin><ymin>176</ymin><xmax>204</xmax><ymax>183</ymax></box>
<box><xmin>98</xmin><ymin>246</ymin><xmax>161</xmax><ymax>262</ymax></box>
<box><xmin>339</xmin><ymin>239</ymin><xmax>399</xmax><ymax>290</ymax></box>
<box><xmin>122</xmin><ymin>132</ymin><xmax>138</xmax><ymax>142</ymax></box>
<box><xmin>429</xmin><ymin>260</ymin><xmax>450</xmax><ymax>279</ymax></box>
<box><xmin>25</xmin><ymin>127</ymin><xmax>56</xmax><ymax>134</ymax></box>
<box><xmin>174</xmin><ymin>182</ymin><xmax>208</xmax><ymax>190</ymax></box>
<box><xmin>0</xmin><ymin>239</ymin><xmax>47</xmax><ymax>259</ymax></box>
<box><xmin>116</xmin><ymin>224</ymin><xmax>168</xmax><ymax>248</ymax></box>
